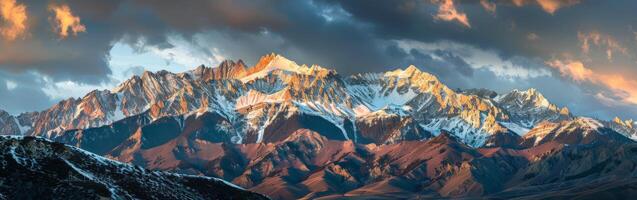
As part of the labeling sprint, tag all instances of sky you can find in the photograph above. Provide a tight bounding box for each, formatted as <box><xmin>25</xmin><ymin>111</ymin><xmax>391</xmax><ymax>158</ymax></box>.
<box><xmin>0</xmin><ymin>0</ymin><xmax>637</xmax><ymax>121</ymax></box>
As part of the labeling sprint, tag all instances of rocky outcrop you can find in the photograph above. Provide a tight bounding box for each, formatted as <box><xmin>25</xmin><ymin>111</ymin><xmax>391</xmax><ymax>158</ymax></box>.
<box><xmin>604</xmin><ymin>116</ymin><xmax>637</xmax><ymax>140</ymax></box>
<box><xmin>521</xmin><ymin>117</ymin><xmax>632</xmax><ymax>147</ymax></box>
<box><xmin>0</xmin><ymin>110</ymin><xmax>22</xmax><ymax>135</ymax></box>
<box><xmin>496</xmin><ymin>88</ymin><xmax>572</xmax><ymax>128</ymax></box>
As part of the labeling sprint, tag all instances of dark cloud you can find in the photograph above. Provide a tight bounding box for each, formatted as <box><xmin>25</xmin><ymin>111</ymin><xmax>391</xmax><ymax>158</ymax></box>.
<box><xmin>321</xmin><ymin>0</ymin><xmax>637</xmax><ymax>60</ymax></box>
<box><xmin>0</xmin><ymin>0</ymin><xmax>288</xmax><ymax>84</ymax></box>
<box><xmin>1</xmin><ymin>0</ymin><xmax>637</xmax><ymax>119</ymax></box>
<box><xmin>0</xmin><ymin>72</ymin><xmax>57</xmax><ymax>114</ymax></box>
<box><xmin>432</xmin><ymin>50</ymin><xmax>474</xmax><ymax>77</ymax></box>
<box><xmin>379</xmin><ymin>42</ymin><xmax>476</xmax><ymax>89</ymax></box>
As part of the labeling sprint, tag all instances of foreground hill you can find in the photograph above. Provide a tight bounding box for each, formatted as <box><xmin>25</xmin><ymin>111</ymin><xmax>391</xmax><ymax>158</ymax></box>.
<box><xmin>50</xmin><ymin>122</ymin><xmax>637</xmax><ymax>198</ymax></box>
<box><xmin>0</xmin><ymin>136</ymin><xmax>267</xmax><ymax>199</ymax></box>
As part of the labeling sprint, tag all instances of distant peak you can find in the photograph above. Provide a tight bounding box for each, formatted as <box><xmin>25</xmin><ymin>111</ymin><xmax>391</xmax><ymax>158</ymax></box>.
<box><xmin>236</xmin><ymin>59</ymin><xmax>246</xmax><ymax>66</ymax></box>
<box><xmin>241</xmin><ymin>53</ymin><xmax>332</xmax><ymax>82</ymax></box>
<box><xmin>405</xmin><ymin>65</ymin><xmax>420</xmax><ymax>73</ymax></box>
<box><xmin>254</xmin><ymin>53</ymin><xmax>288</xmax><ymax>66</ymax></box>
<box><xmin>613</xmin><ymin>116</ymin><xmax>635</xmax><ymax>128</ymax></box>
<box><xmin>250</xmin><ymin>53</ymin><xmax>297</xmax><ymax>72</ymax></box>
<box><xmin>502</xmin><ymin>88</ymin><xmax>551</xmax><ymax>107</ymax></box>
<box><xmin>511</xmin><ymin>88</ymin><xmax>541</xmax><ymax>96</ymax></box>
<box><xmin>572</xmin><ymin>117</ymin><xmax>604</xmax><ymax>130</ymax></box>
<box><xmin>384</xmin><ymin>65</ymin><xmax>434</xmax><ymax>79</ymax></box>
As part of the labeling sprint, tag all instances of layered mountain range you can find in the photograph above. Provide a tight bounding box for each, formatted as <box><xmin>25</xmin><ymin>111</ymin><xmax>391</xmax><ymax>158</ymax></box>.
<box><xmin>1</xmin><ymin>53</ymin><xmax>637</xmax><ymax>198</ymax></box>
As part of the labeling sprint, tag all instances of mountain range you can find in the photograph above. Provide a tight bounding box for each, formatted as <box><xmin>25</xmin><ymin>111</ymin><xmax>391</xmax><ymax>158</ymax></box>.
<box><xmin>1</xmin><ymin>53</ymin><xmax>637</xmax><ymax>199</ymax></box>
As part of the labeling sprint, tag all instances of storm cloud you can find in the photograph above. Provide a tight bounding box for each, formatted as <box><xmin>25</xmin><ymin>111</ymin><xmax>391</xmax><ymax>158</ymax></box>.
<box><xmin>1</xmin><ymin>0</ymin><xmax>637</xmax><ymax>120</ymax></box>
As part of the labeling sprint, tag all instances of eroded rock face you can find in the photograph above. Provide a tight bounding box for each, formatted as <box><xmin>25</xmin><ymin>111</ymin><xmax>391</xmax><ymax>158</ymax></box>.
<box><xmin>496</xmin><ymin>88</ymin><xmax>572</xmax><ymax>128</ymax></box>
<box><xmin>0</xmin><ymin>110</ymin><xmax>22</xmax><ymax>135</ymax></box>
<box><xmin>0</xmin><ymin>136</ymin><xmax>267</xmax><ymax>200</ymax></box>
<box><xmin>605</xmin><ymin>116</ymin><xmax>637</xmax><ymax>140</ymax></box>
<box><xmin>355</xmin><ymin>109</ymin><xmax>432</xmax><ymax>144</ymax></box>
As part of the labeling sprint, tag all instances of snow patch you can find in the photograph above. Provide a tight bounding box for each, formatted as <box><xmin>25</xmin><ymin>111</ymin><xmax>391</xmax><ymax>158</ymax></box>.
<box><xmin>13</xmin><ymin>118</ymin><xmax>30</xmax><ymax>135</ymax></box>
<box><xmin>500</xmin><ymin>122</ymin><xmax>530</xmax><ymax>136</ymax></box>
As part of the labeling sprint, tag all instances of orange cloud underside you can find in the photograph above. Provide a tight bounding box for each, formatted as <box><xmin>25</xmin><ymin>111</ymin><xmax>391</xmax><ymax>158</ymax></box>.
<box><xmin>432</xmin><ymin>0</ymin><xmax>470</xmax><ymax>28</ymax></box>
<box><xmin>512</xmin><ymin>0</ymin><xmax>580</xmax><ymax>14</ymax></box>
<box><xmin>49</xmin><ymin>3</ymin><xmax>85</xmax><ymax>38</ymax></box>
<box><xmin>578</xmin><ymin>31</ymin><xmax>627</xmax><ymax>61</ymax></box>
<box><xmin>0</xmin><ymin>0</ymin><xmax>28</xmax><ymax>41</ymax></box>
<box><xmin>480</xmin><ymin>0</ymin><xmax>497</xmax><ymax>14</ymax></box>
<box><xmin>547</xmin><ymin>60</ymin><xmax>637</xmax><ymax>105</ymax></box>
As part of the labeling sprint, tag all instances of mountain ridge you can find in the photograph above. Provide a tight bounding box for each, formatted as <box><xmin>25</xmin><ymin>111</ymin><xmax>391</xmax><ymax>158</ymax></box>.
<box><xmin>1</xmin><ymin>53</ymin><xmax>635</xmax><ymax>146</ymax></box>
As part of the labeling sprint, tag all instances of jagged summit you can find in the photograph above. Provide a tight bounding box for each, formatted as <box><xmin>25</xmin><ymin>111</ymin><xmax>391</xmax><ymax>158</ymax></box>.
<box><xmin>521</xmin><ymin>117</ymin><xmax>631</xmax><ymax>147</ymax></box>
<box><xmin>190</xmin><ymin>59</ymin><xmax>248</xmax><ymax>81</ymax></box>
<box><xmin>114</xmin><ymin>53</ymin><xmax>335</xmax><ymax>86</ymax></box>
<box><xmin>497</xmin><ymin>88</ymin><xmax>571</xmax><ymax>128</ymax></box>
<box><xmin>241</xmin><ymin>53</ymin><xmax>334</xmax><ymax>82</ymax></box>
<box><xmin>0</xmin><ymin>109</ymin><xmax>24</xmax><ymax>135</ymax></box>
<box><xmin>613</xmin><ymin>116</ymin><xmax>635</xmax><ymax>128</ymax></box>
<box><xmin>384</xmin><ymin>65</ymin><xmax>439</xmax><ymax>81</ymax></box>
<box><xmin>384</xmin><ymin>65</ymin><xmax>420</xmax><ymax>77</ymax></box>
<box><xmin>498</xmin><ymin>88</ymin><xmax>551</xmax><ymax>108</ymax></box>
<box><xmin>605</xmin><ymin>116</ymin><xmax>637</xmax><ymax>140</ymax></box>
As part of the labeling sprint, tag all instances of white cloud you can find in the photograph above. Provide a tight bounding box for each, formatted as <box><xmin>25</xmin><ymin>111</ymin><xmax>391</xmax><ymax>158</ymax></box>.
<box><xmin>147</xmin><ymin>36</ymin><xmax>225</xmax><ymax>69</ymax></box>
<box><xmin>5</xmin><ymin>80</ymin><xmax>16</xmax><ymax>90</ymax></box>
<box><xmin>40</xmin><ymin>78</ymin><xmax>111</xmax><ymax>100</ymax></box>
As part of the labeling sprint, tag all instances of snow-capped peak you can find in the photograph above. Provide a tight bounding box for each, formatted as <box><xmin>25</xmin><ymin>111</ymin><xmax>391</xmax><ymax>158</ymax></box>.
<box><xmin>604</xmin><ymin>117</ymin><xmax>637</xmax><ymax>140</ymax></box>
<box><xmin>497</xmin><ymin>88</ymin><xmax>571</xmax><ymax>116</ymax></box>
<box><xmin>384</xmin><ymin>65</ymin><xmax>433</xmax><ymax>79</ymax></box>
<box><xmin>496</xmin><ymin>88</ymin><xmax>571</xmax><ymax>128</ymax></box>
<box><xmin>573</xmin><ymin>117</ymin><xmax>604</xmax><ymax>130</ymax></box>
<box><xmin>240</xmin><ymin>53</ymin><xmax>332</xmax><ymax>82</ymax></box>
<box><xmin>497</xmin><ymin>88</ymin><xmax>551</xmax><ymax>108</ymax></box>
<box><xmin>612</xmin><ymin>116</ymin><xmax>635</xmax><ymax>129</ymax></box>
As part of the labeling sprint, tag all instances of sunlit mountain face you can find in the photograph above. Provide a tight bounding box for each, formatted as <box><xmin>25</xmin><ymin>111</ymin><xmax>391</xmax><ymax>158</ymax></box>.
<box><xmin>2</xmin><ymin>0</ymin><xmax>637</xmax><ymax>199</ymax></box>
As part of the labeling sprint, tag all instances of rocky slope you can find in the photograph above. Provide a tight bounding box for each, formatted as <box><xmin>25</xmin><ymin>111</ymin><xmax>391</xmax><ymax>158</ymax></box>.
<box><xmin>520</xmin><ymin>117</ymin><xmax>632</xmax><ymax>147</ymax></box>
<box><xmin>496</xmin><ymin>88</ymin><xmax>572</xmax><ymax>129</ymax></box>
<box><xmin>604</xmin><ymin>116</ymin><xmax>637</xmax><ymax>140</ymax></box>
<box><xmin>0</xmin><ymin>135</ymin><xmax>267</xmax><ymax>199</ymax></box>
